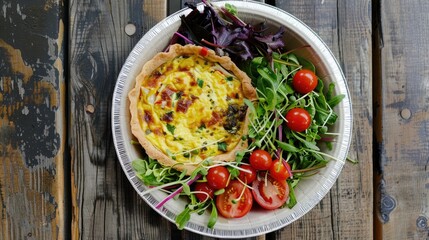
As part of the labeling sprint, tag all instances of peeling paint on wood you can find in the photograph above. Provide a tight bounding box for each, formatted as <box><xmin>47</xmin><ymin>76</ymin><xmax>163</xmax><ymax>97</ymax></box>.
<box><xmin>0</xmin><ymin>0</ymin><xmax>66</xmax><ymax>239</ymax></box>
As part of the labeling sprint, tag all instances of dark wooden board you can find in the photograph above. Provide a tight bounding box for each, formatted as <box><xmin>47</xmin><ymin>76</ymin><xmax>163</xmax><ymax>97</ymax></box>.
<box><xmin>272</xmin><ymin>0</ymin><xmax>374</xmax><ymax>239</ymax></box>
<box><xmin>376</xmin><ymin>0</ymin><xmax>429</xmax><ymax>239</ymax></box>
<box><xmin>69</xmin><ymin>0</ymin><xmax>174</xmax><ymax>239</ymax></box>
<box><xmin>0</xmin><ymin>0</ymin><xmax>67</xmax><ymax>239</ymax></box>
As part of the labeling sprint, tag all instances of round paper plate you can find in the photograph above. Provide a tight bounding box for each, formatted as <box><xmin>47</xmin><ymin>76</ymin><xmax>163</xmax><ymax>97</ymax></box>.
<box><xmin>112</xmin><ymin>1</ymin><xmax>352</xmax><ymax>238</ymax></box>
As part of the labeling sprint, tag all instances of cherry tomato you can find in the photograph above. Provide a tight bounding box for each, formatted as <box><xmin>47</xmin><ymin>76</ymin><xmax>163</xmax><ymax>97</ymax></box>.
<box><xmin>252</xmin><ymin>174</ymin><xmax>289</xmax><ymax>210</ymax></box>
<box><xmin>207</xmin><ymin>166</ymin><xmax>230</xmax><ymax>190</ymax></box>
<box><xmin>269</xmin><ymin>160</ymin><xmax>290</xmax><ymax>181</ymax></box>
<box><xmin>194</xmin><ymin>182</ymin><xmax>214</xmax><ymax>202</ymax></box>
<box><xmin>238</xmin><ymin>165</ymin><xmax>257</xmax><ymax>184</ymax></box>
<box><xmin>199</xmin><ymin>47</ymin><xmax>209</xmax><ymax>57</ymax></box>
<box><xmin>249</xmin><ymin>149</ymin><xmax>272</xmax><ymax>170</ymax></box>
<box><xmin>292</xmin><ymin>69</ymin><xmax>318</xmax><ymax>94</ymax></box>
<box><xmin>215</xmin><ymin>180</ymin><xmax>253</xmax><ymax>218</ymax></box>
<box><xmin>285</xmin><ymin>108</ymin><xmax>311</xmax><ymax>132</ymax></box>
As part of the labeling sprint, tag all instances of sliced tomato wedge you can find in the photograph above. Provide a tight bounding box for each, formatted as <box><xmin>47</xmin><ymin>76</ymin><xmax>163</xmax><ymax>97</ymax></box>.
<box><xmin>215</xmin><ymin>180</ymin><xmax>253</xmax><ymax>218</ymax></box>
<box><xmin>251</xmin><ymin>174</ymin><xmax>289</xmax><ymax>210</ymax></box>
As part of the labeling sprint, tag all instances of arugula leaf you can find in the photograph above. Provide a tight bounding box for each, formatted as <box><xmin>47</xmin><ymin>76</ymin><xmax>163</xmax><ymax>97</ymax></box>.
<box><xmin>276</xmin><ymin>140</ymin><xmax>300</xmax><ymax>152</ymax></box>
<box><xmin>328</xmin><ymin>94</ymin><xmax>345</xmax><ymax>108</ymax></box>
<box><xmin>297</xmin><ymin>56</ymin><xmax>316</xmax><ymax>72</ymax></box>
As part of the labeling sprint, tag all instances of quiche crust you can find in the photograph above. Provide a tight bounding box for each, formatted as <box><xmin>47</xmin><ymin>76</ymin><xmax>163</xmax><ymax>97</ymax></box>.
<box><xmin>129</xmin><ymin>44</ymin><xmax>257</xmax><ymax>174</ymax></box>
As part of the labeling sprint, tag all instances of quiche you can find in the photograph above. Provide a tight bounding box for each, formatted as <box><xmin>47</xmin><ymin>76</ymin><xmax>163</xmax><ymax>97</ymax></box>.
<box><xmin>129</xmin><ymin>44</ymin><xmax>257</xmax><ymax>174</ymax></box>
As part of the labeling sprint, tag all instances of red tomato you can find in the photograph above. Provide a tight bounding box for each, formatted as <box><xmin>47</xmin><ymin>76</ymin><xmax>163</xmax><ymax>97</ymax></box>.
<box><xmin>285</xmin><ymin>108</ymin><xmax>311</xmax><ymax>132</ymax></box>
<box><xmin>238</xmin><ymin>165</ymin><xmax>257</xmax><ymax>184</ymax></box>
<box><xmin>249</xmin><ymin>149</ymin><xmax>272</xmax><ymax>170</ymax></box>
<box><xmin>252</xmin><ymin>174</ymin><xmax>289</xmax><ymax>210</ymax></box>
<box><xmin>194</xmin><ymin>182</ymin><xmax>214</xmax><ymax>202</ymax></box>
<box><xmin>199</xmin><ymin>47</ymin><xmax>209</xmax><ymax>57</ymax></box>
<box><xmin>269</xmin><ymin>160</ymin><xmax>290</xmax><ymax>181</ymax></box>
<box><xmin>207</xmin><ymin>166</ymin><xmax>230</xmax><ymax>190</ymax></box>
<box><xmin>292</xmin><ymin>69</ymin><xmax>318</xmax><ymax>94</ymax></box>
<box><xmin>215</xmin><ymin>180</ymin><xmax>253</xmax><ymax>218</ymax></box>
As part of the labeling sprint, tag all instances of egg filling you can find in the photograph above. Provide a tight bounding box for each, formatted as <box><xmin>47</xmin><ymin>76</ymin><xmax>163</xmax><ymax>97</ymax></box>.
<box><xmin>137</xmin><ymin>54</ymin><xmax>247</xmax><ymax>163</ymax></box>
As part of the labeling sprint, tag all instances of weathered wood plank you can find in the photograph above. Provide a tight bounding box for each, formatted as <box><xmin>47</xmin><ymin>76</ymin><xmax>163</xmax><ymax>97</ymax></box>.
<box><xmin>69</xmin><ymin>0</ymin><xmax>173</xmax><ymax>239</ymax></box>
<box><xmin>376</xmin><ymin>0</ymin><xmax>429</xmax><ymax>239</ymax></box>
<box><xmin>0</xmin><ymin>0</ymin><xmax>67</xmax><ymax>239</ymax></box>
<box><xmin>272</xmin><ymin>0</ymin><xmax>373</xmax><ymax>239</ymax></box>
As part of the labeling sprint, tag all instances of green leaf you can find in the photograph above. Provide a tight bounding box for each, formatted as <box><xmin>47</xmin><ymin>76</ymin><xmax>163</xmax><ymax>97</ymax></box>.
<box><xmin>257</xmin><ymin>67</ymin><xmax>277</xmax><ymax>82</ymax></box>
<box><xmin>225</xmin><ymin>3</ymin><xmax>238</xmax><ymax>15</ymax></box>
<box><xmin>228</xmin><ymin>166</ymin><xmax>240</xmax><ymax>178</ymax></box>
<box><xmin>265</xmin><ymin>88</ymin><xmax>277</xmax><ymax>111</ymax></box>
<box><xmin>303</xmin><ymin>141</ymin><xmax>320</xmax><ymax>151</ymax></box>
<box><xmin>243</xmin><ymin>98</ymin><xmax>256</xmax><ymax>116</ymax></box>
<box><xmin>217</xmin><ymin>141</ymin><xmax>228</xmax><ymax>152</ymax></box>
<box><xmin>325</xmin><ymin>141</ymin><xmax>333</xmax><ymax>151</ymax></box>
<box><xmin>276</xmin><ymin>140</ymin><xmax>300</xmax><ymax>152</ymax></box>
<box><xmin>214</xmin><ymin>188</ymin><xmax>225</xmax><ymax>195</ymax></box>
<box><xmin>326</xmin><ymin>82</ymin><xmax>335</xmax><ymax>100</ymax></box>
<box><xmin>328</xmin><ymin>94</ymin><xmax>345</xmax><ymax>108</ymax></box>
<box><xmin>287</xmin><ymin>53</ymin><xmax>300</xmax><ymax>65</ymax></box>
<box><xmin>176</xmin><ymin>207</ymin><xmax>191</xmax><ymax>230</ymax></box>
<box><xmin>208</xmin><ymin>201</ymin><xmax>218</xmax><ymax>228</ymax></box>
<box><xmin>287</xmin><ymin>182</ymin><xmax>297</xmax><ymax>208</ymax></box>
<box><xmin>297</xmin><ymin>56</ymin><xmax>316</xmax><ymax>72</ymax></box>
<box><xmin>131</xmin><ymin>159</ymin><xmax>147</xmax><ymax>173</ymax></box>
<box><xmin>235</xmin><ymin>150</ymin><xmax>246</xmax><ymax>163</ymax></box>
<box><xmin>167</xmin><ymin>124</ymin><xmax>176</xmax><ymax>135</ymax></box>
<box><xmin>280</xmin><ymin>63</ymin><xmax>289</xmax><ymax>77</ymax></box>
<box><xmin>197</xmin><ymin>78</ymin><xmax>204</xmax><ymax>88</ymax></box>
<box><xmin>182</xmin><ymin>183</ymin><xmax>191</xmax><ymax>195</ymax></box>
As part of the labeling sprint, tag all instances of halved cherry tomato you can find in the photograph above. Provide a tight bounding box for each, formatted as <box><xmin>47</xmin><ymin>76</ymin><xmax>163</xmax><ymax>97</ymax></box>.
<box><xmin>194</xmin><ymin>182</ymin><xmax>214</xmax><ymax>202</ymax></box>
<box><xmin>215</xmin><ymin>180</ymin><xmax>253</xmax><ymax>218</ymax></box>
<box><xmin>249</xmin><ymin>149</ymin><xmax>272</xmax><ymax>170</ymax></box>
<box><xmin>207</xmin><ymin>166</ymin><xmax>230</xmax><ymax>190</ymax></box>
<box><xmin>292</xmin><ymin>69</ymin><xmax>318</xmax><ymax>94</ymax></box>
<box><xmin>238</xmin><ymin>165</ymin><xmax>257</xmax><ymax>184</ymax></box>
<box><xmin>269</xmin><ymin>160</ymin><xmax>290</xmax><ymax>181</ymax></box>
<box><xmin>285</xmin><ymin>108</ymin><xmax>311</xmax><ymax>132</ymax></box>
<box><xmin>252</xmin><ymin>174</ymin><xmax>289</xmax><ymax>210</ymax></box>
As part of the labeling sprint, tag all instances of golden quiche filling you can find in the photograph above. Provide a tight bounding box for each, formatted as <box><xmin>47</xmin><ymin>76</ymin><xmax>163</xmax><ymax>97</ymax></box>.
<box><xmin>129</xmin><ymin>44</ymin><xmax>256</xmax><ymax>173</ymax></box>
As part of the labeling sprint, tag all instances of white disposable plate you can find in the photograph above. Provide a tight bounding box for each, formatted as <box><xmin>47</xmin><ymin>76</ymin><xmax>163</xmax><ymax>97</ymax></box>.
<box><xmin>112</xmin><ymin>1</ymin><xmax>352</xmax><ymax>238</ymax></box>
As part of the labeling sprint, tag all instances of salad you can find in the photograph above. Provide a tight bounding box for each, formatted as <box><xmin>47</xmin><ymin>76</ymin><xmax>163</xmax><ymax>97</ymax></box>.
<box><xmin>131</xmin><ymin>1</ymin><xmax>345</xmax><ymax>229</ymax></box>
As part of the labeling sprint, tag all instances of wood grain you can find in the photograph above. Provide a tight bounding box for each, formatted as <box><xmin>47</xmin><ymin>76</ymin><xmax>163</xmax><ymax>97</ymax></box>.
<box><xmin>377</xmin><ymin>0</ymin><xmax>429</xmax><ymax>239</ymax></box>
<box><xmin>69</xmin><ymin>0</ymin><xmax>172</xmax><ymax>239</ymax></box>
<box><xmin>0</xmin><ymin>0</ymin><xmax>67</xmax><ymax>239</ymax></box>
<box><xmin>273</xmin><ymin>0</ymin><xmax>374</xmax><ymax>239</ymax></box>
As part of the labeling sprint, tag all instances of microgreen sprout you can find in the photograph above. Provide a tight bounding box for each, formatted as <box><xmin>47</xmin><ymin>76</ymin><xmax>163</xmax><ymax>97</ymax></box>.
<box><xmin>231</xmin><ymin>183</ymin><xmax>248</xmax><ymax>204</ymax></box>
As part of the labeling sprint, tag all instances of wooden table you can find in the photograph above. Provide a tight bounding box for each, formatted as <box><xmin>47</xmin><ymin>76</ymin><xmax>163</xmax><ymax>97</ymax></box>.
<box><xmin>1</xmin><ymin>0</ymin><xmax>428</xmax><ymax>239</ymax></box>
